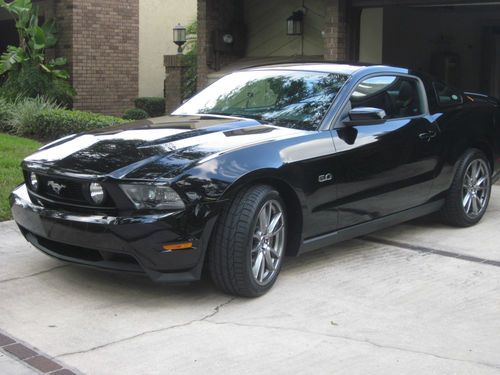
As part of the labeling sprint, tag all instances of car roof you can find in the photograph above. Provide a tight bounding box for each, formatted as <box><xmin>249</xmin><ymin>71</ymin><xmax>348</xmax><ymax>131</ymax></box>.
<box><xmin>244</xmin><ymin>62</ymin><xmax>409</xmax><ymax>77</ymax></box>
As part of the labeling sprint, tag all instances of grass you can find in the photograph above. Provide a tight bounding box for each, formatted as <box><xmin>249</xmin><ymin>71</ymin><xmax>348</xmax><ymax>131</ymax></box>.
<box><xmin>0</xmin><ymin>133</ymin><xmax>40</xmax><ymax>221</ymax></box>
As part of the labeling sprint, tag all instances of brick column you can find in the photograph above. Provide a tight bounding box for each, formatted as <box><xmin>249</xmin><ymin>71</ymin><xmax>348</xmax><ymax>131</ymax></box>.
<box><xmin>164</xmin><ymin>55</ymin><xmax>189</xmax><ymax>114</ymax></box>
<box><xmin>197</xmin><ymin>0</ymin><xmax>211</xmax><ymax>90</ymax></box>
<box><xmin>323</xmin><ymin>0</ymin><xmax>348</xmax><ymax>61</ymax></box>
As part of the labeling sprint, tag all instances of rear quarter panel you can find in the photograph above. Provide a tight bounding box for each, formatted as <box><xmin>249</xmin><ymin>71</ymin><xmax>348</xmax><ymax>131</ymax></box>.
<box><xmin>430</xmin><ymin>101</ymin><xmax>500</xmax><ymax>198</ymax></box>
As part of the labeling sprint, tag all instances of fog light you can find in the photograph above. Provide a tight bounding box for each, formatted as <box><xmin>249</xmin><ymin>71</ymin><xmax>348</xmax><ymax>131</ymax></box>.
<box><xmin>89</xmin><ymin>182</ymin><xmax>105</xmax><ymax>205</ymax></box>
<box><xmin>29</xmin><ymin>172</ymin><xmax>39</xmax><ymax>191</ymax></box>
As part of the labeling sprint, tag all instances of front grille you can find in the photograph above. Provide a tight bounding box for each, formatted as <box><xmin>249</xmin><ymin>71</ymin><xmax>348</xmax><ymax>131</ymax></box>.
<box><xmin>39</xmin><ymin>175</ymin><xmax>88</xmax><ymax>203</ymax></box>
<box><xmin>38</xmin><ymin>235</ymin><xmax>103</xmax><ymax>261</ymax></box>
<box><xmin>24</xmin><ymin>171</ymin><xmax>115</xmax><ymax>209</ymax></box>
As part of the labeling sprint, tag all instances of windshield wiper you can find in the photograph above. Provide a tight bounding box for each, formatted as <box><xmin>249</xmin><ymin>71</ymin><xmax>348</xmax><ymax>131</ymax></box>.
<box><xmin>202</xmin><ymin>111</ymin><xmax>264</xmax><ymax>123</ymax></box>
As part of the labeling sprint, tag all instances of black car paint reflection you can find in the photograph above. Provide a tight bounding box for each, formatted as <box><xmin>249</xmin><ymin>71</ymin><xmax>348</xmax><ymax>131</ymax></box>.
<box><xmin>10</xmin><ymin>64</ymin><xmax>500</xmax><ymax>283</ymax></box>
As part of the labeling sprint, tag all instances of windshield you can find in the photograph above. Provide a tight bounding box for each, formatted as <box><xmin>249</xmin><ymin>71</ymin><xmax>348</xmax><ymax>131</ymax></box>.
<box><xmin>173</xmin><ymin>70</ymin><xmax>349</xmax><ymax>131</ymax></box>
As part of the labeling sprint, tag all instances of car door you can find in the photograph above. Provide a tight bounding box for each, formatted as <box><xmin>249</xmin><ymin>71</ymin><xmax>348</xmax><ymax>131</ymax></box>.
<box><xmin>331</xmin><ymin>74</ymin><xmax>440</xmax><ymax>228</ymax></box>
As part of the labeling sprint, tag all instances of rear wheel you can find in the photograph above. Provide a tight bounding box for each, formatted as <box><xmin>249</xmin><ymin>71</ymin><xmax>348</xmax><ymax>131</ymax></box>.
<box><xmin>441</xmin><ymin>149</ymin><xmax>492</xmax><ymax>227</ymax></box>
<box><xmin>209</xmin><ymin>185</ymin><xmax>286</xmax><ymax>297</ymax></box>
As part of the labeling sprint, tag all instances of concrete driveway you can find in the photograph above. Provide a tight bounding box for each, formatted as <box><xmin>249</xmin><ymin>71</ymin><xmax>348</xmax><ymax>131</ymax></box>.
<box><xmin>1</xmin><ymin>188</ymin><xmax>500</xmax><ymax>375</ymax></box>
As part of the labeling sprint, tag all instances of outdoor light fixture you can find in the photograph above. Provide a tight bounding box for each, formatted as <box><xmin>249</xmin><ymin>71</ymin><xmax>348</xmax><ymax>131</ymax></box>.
<box><xmin>222</xmin><ymin>33</ymin><xmax>234</xmax><ymax>44</ymax></box>
<box><xmin>173</xmin><ymin>23</ymin><xmax>187</xmax><ymax>54</ymax></box>
<box><xmin>287</xmin><ymin>10</ymin><xmax>304</xmax><ymax>36</ymax></box>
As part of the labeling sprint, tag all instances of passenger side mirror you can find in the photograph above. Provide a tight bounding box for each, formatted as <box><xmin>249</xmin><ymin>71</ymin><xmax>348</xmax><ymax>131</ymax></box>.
<box><xmin>344</xmin><ymin>107</ymin><xmax>387</xmax><ymax>126</ymax></box>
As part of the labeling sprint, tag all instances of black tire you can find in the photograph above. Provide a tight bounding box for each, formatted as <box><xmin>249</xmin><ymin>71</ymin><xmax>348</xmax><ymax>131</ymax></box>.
<box><xmin>441</xmin><ymin>149</ymin><xmax>492</xmax><ymax>227</ymax></box>
<box><xmin>208</xmin><ymin>185</ymin><xmax>287</xmax><ymax>297</ymax></box>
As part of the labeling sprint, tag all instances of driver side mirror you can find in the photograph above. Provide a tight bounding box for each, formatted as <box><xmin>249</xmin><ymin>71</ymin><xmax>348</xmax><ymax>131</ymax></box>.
<box><xmin>344</xmin><ymin>107</ymin><xmax>387</xmax><ymax>126</ymax></box>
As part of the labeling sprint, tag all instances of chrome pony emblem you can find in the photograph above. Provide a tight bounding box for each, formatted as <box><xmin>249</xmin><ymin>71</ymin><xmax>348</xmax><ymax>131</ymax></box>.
<box><xmin>47</xmin><ymin>181</ymin><xmax>66</xmax><ymax>195</ymax></box>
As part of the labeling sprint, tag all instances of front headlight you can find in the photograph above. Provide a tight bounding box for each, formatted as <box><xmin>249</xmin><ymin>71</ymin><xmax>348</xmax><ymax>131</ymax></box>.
<box><xmin>120</xmin><ymin>184</ymin><xmax>185</xmax><ymax>210</ymax></box>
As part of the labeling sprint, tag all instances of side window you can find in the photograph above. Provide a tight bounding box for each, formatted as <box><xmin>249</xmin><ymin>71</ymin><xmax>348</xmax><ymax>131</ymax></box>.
<box><xmin>433</xmin><ymin>81</ymin><xmax>463</xmax><ymax>106</ymax></box>
<box><xmin>350</xmin><ymin>76</ymin><xmax>424</xmax><ymax>119</ymax></box>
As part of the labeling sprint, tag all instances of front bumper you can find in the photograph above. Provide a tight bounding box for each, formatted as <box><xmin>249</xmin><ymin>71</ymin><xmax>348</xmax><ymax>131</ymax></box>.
<box><xmin>10</xmin><ymin>184</ymin><xmax>220</xmax><ymax>283</ymax></box>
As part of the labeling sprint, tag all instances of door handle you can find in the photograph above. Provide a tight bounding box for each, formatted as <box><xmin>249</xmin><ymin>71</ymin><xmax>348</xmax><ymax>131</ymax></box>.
<box><xmin>419</xmin><ymin>130</ymin><xmax>437</xmax><ymax>141</ymax></box>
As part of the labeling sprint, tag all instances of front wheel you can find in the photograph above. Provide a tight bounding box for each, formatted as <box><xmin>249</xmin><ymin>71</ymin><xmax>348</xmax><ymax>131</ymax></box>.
<box><xmin>209</xmin><ymin>185</ymin><xmax>287</xmax><ymax>297</ymax></box>
<box><xmin>441</xmin><ymin>149</ymin><xmax>492</xmax><ymax>227</ymax></box>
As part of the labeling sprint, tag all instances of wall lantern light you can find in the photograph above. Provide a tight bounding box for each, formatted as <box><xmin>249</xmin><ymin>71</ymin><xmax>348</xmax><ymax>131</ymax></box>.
<box><xmin>173</xmin><ymin>23</ymin><xmax>187</xmax><ymax>54</ymax></box>
<box><xmin>287</xmin><ymin>10</ymin><xmax>304</xmax><ymax>36</ymax></box>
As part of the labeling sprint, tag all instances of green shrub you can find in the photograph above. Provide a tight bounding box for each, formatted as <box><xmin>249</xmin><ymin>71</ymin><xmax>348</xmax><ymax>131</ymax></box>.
<box><xmin>0</xmin><ymin>97</ymin><xmax>14</xmax><ymax>132</ymax></box>
<box><xmin>26</xmin><ymin>109</ymin><xmax>126</xmax><ymax>140</ymax></box>
<box><xmin>123</xmin><ymin>108</ymin><xmax>148</xmax><ymax>120</ymax></box>
<box><xmin>1</xmin><ymin>64</ymin><xmax>74</xmax><ymax>107</ymax></box>
<box><xmin>133</xmin><ymin>97</ymin><xmax>165</xmax><ymax>117</ymax></box>
<box><xmin>9</xmin><ymin>96</ymin><xmax>61</xmax><ymax>136</ymax></box>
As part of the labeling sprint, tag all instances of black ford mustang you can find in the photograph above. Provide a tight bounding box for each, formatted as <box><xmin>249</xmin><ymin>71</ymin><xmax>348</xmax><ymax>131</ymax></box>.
<box><xmin>10</xmin><ymin>63</ymin><xmax>500</xmax><ymax>297</ymax></box>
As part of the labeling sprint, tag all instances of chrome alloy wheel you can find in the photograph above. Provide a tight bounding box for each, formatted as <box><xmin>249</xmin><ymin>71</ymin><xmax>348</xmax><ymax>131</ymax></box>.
<box><xmin>462</xmin><ymin>159</ymin><xmax>490</xmax><ymax>218</ymax></box>
<box><xmin>251</xmin><ymin>200</ymin><xmax>286</xmax><ymax>286</ymax></box>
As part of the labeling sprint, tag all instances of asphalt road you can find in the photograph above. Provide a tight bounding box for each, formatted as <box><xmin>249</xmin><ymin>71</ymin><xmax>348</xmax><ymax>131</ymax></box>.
<box><xmin>1</xmin><ymin>188</ymin><xmax>499</xmax><ymax>374</ymax></box>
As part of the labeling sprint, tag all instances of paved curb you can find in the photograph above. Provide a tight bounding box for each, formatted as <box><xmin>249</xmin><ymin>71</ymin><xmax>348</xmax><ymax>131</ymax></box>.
<box><xmin>0</xmin><ymin>329</ymin><xmax>80</xmax><ymax>375</ymax></box>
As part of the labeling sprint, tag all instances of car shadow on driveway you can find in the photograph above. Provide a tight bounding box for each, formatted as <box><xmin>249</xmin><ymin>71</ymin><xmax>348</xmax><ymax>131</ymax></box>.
<box><xmin>26</xmin><ymin>236</ymin><xmax>382</xmax><ymax>304</ymax></box>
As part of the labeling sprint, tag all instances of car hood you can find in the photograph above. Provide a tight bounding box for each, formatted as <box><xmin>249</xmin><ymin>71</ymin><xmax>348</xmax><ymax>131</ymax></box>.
<box><xmin>23</xmin><ymin>115</ymin><xmax>306</xmax><ymax>180</ymax></box>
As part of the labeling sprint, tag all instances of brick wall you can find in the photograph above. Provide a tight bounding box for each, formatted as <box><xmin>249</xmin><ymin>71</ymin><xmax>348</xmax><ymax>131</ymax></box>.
<box><xmin>164</xmin><ymin>55</ymin><xmax>189</xmax><ymax>114</ymax></box>
<box><xmin>197</xmin><ymin>0</ymin><xmax>210</xmax><ymax>89</ymax></box>
<box><xmin>70</xmin><ymin>0</ymin><xmax>139</xmax><ymax>115</ymax></box>
<box><xmin>47</xmin><ymin>0</ymin><xmax>139</xmax><ymax>115</ymax></box>
<box><xmin>323</xmin><ymin>0</ymin><xmax>349</xmax><ymax>61</ymax></box>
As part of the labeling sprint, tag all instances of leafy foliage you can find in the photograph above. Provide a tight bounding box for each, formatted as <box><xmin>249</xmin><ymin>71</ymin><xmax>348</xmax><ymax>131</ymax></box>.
<box><xmin>0</xmin><ymin>64</ymin><xmax>74</xmax><ymax>106</ymax></box>
<box><xmin>132</xmin><ymin>97</ymin><xmax>164</xmax><ymax>117</ymax></box>
<box><xmin>0</xmin><ymin>0</ymin><xmax>66</xmax><ymax>77</ymax></box>
<box><xmin>29</xmin><ymin>109</ymin><xmax>126</xmax><ymax>140</ymax></box>
<box><xmin>0</xmin><ymin>97</ymin><xmax>14</xmax><ymax>132</ymax></box>
<box><xmin>0</xmin><ymin>0</ymin><xmax>73</xmax><ymax>104</ymax></box>
<box><xmin>182</xmin><ymin>20</ymin><xmax>197</xmax><ymax>101</ymax></box>
<box><xmin>123</xmin><ymin>108</ymin><xmax>149</xmax><ymax>120</ymax></box>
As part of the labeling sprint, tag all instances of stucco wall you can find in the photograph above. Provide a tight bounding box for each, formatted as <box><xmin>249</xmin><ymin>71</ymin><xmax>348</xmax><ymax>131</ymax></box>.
<box><xmin>139</xmin><ymin>0</ymin><xmax>197</xmax><ymax>97</ymax></box>
<box><xmin>244</xmin><ymin>0</ymin><xmax>325</xmax><ymax>57</ymax></box>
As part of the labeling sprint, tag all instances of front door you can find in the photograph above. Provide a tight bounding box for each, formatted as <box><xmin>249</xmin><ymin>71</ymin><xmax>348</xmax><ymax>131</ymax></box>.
<box><xmin>331</xmin><ymin>74</ymin><xmax>440</xmax><ymax>228</ymax></box>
